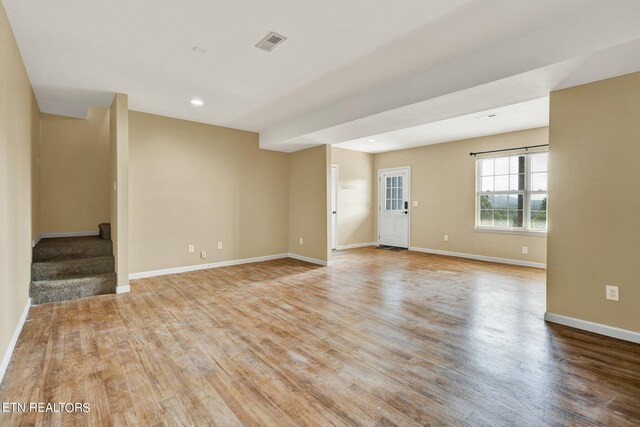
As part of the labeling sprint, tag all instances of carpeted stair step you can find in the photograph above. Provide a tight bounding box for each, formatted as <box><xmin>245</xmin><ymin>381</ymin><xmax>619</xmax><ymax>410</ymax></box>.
<box><xmin>31</xmin><ymin>255</ymin><xmax>115</xmax><ymax>281</ymax></box>
<box><xmin>30</xmin><ymin>231</ymin><xmax>118</xmax><ymax>305</ymax></box>
<box><xmin>99</xmin><ymin>223</ymin><xmax>111</xmax><ymax>240</ymax></box>
<box><xmin>30</xmin><ymin>273</ymin><xmax>117</xmax><ymax>305</ymax></box>
<box><xmin>33</xmin><ymin>236</ymin><xmax>112</xmax><ymax>262</ymax></box>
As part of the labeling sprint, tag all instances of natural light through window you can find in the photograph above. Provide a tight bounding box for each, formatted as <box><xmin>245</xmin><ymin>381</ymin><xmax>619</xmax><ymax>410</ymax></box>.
<box><xmin>385</xmin><ymin>176</ymin><xmax>403</xmax><ymax>211</ymax></box>
<box><xmin>476</xmin><ymin>152</ymin><xmax>548</xmax><ymax>232</ymax></box>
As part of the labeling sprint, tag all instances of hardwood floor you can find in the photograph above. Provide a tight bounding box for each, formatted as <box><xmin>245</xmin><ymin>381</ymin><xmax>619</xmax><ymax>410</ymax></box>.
<box><xmin>1</xmin><ymin>247</ymin><xmax>639</xmax><ymax>426</ymax></box>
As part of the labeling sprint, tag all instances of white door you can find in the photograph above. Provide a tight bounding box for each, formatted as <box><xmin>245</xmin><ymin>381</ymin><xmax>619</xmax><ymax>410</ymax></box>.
<box><xmin>331</xmin><ymin>165</ymin><xmax>338</xmax><ymax>250</ymax></box>
<box><xmin>378</xmin><ymin>167</ymin><xmax>410</xmax><ymax>248</ymax></box>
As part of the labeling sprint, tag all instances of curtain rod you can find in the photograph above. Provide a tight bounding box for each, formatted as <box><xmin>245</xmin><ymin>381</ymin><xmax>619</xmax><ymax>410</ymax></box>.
<box><xmin>469</xmin><ymin>144</ymin><xmax>549</xmax><ymax>157</ymax></box>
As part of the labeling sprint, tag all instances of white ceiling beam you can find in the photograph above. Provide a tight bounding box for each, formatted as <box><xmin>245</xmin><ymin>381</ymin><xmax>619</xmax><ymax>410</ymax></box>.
<box><xmin>259</xmin><ymin>1</ymin><xmax>640</xmax><ymax>151</ymax></box>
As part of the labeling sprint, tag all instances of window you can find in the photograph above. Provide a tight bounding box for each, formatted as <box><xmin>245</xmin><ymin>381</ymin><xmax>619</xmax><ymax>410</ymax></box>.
<box><xmin>385</xmin><ymin>175</ymin><xmax>403</xmax><ymax>211</ymax></box>
<box><xmin>476</xmin><ymin>152</ymin><xmax>547</xmax><ymax>232</ymax></box>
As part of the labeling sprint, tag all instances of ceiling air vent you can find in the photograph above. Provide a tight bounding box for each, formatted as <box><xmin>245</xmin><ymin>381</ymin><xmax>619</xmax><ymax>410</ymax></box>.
<box><xmin>255</xmin><ymin>32</ymin><xmax>287</xmax><ymax>52</ymax></box>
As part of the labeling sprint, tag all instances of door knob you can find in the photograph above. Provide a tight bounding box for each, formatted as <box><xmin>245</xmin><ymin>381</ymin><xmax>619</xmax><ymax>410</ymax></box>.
<box><xmin>403</xmin><ymin>211</ymin><xmax>408</xmax><ymax>214</ymax></box>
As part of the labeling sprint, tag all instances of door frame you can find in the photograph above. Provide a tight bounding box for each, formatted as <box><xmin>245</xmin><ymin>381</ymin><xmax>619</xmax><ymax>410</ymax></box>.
<box><xmin>331</xmin><ymin>164</ymin><xmax>339</xmax><ymax>250</ymax></box>
<box><xmin>377</xmin><ymin>166</ymin><xmax>411</xmax><ymax>248</ymax></box>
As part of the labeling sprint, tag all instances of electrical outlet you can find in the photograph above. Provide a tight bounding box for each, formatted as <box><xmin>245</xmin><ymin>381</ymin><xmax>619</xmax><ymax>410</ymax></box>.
<box><xmin>443</xmin><ymin>235</ymin><xmax>449</xmax><ymax>241</ymax></box>
<box><xmin>188</xmin><ymin>244</ymin><xmax>194</xmax><ymax>253</ymax></box>
<box><xmin>217</xmin><ymin>241</ymin><xmax>222</xmax><ymax>249</ymax></box>
<box><xmin>413</xmin><ymin>201</ymin><xmax>419</xmax><ymax>207</ymax></box>
<box><xmin>606</xmin><ymin>285</ymin><xmax>619</xmax><ymax>301</ymax></box>
<box><xmin>299</xmin><ymin>237</ymin><xmax>303</xmax><ymax>245</ymax></box>
<box><xmin>201</xmin><ymin>251</ymin><xmax>207</xmax><ymax>259</ymax></box>
<box><xmin>522</xmin><ymin>246</ymin><xmax>528</xmax><ymax>254</ymax></box>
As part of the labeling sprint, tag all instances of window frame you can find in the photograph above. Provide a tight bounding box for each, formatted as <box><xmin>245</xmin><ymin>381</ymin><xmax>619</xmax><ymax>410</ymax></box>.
<box><xmin>474</xmin><ymin>151</ymin><xmax>548</xmax><ymax>235</ymax></box>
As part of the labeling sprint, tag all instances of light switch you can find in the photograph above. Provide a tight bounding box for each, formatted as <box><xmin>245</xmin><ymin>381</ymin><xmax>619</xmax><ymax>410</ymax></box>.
<box><xmin>413</xmin><ymin>201</ymin><xmax>419</xmax><ymax>207</ymax></box>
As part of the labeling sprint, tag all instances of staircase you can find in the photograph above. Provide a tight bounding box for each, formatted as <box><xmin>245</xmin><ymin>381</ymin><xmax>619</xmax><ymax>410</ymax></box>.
<box><xmin>30</xmin><ymin>223</ymin><xmax>117</xmax><ymax>304</ymax></box>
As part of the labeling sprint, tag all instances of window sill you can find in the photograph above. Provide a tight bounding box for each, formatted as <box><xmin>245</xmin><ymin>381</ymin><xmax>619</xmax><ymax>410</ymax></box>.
<box><xmin>473</xmin><ymin>227</ymin><xmax>547</xmax><ymax>237</ymax></box>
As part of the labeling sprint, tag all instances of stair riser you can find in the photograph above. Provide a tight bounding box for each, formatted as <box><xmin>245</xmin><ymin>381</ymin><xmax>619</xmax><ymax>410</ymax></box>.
<box><xmin>33</xmin><ymin>241</ymin><xmax>112</xmax><ymax>262</ymax></box>
<box><xmin>32</xmin><ymin>257</ymin><xmax>115</xmax><ymax>281</ymax></box>
<box><xmin>30</xmin><ymin>275</ymin><xmax>117</xmax><ymax>305</ymax></box>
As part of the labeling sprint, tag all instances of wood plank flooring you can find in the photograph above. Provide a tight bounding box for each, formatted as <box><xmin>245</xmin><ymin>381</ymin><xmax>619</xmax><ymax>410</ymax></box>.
<box><xmin>1</xmin><ymin>247</ymin><xmax>639</xmax><ymax>426</ymax></box>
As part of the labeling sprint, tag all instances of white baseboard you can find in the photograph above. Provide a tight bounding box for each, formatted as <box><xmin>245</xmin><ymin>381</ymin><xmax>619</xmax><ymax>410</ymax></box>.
<box><xmin>288</xmin><ymin>253</ymin><xmax>332</xmax><ymax>266</ymax></box>
<box><xmin>545</xmin><ymin>312</ymin><xmax>640</xmax><ymax>344</ymax></box>
<box><xmin>129</xmin><ymin>253</ymin><xmax>289</xmax><ymax>280</ymax></box>
<box><xmin>0</xmin><ymin>298</ymin><xmax>31</xmax><ymax>385</ymax></box>
<box><xmin>129</xmin><ymin>252</ymin><xmax>336</xmax><ymax>281</ymax></box>
<box><xmin>40</xmin><ymin>230</ymin><xmax>99</xmax><ymax>239</ymax></box>
<box><xmin>409</xmin><ymin>246</ymin><xmax>546</xmax><ymax>269</ymax></box>
<box><xmin>336</xmin><ymin>242</ymin><xmax>377</xmax><ymax>250</ymax></box>
<box><xmin>116</xmin><ymin>285</ymin><xmax>131</xmax><ymax>294</ymax></box>
<box><xmin>32</xmin><ymin>234</ymin><xmax>42</xmax><ymax>248</ymax></box>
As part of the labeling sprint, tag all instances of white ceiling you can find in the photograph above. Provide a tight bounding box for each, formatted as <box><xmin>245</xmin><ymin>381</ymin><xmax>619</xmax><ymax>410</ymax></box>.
<box><xmin>3</xmin><ymin>0</ymin><xmax>472</xmax><ymax>121</ymax></box>
<box><xmin>334</xmin><ymin>97</ymin><xmax>549</xmax><ymax>153</ymax></box>
<box><xmin>258</xmin><ymin>1</ymin><xmax>640</xmax><ymax>151</ymax></box>
<box><xmin>4</xmin><ymin>0</ymin><xmax>640</xmax><ymax>152</ymax></box>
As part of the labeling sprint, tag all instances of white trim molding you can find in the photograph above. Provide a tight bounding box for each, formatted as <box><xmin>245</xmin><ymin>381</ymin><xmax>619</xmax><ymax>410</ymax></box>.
<box><xmin>288</xmin><ymin>253</ymin><xmax>333</xmax><ymax>266</ymax></box>
<box><xmin>116</xmin><ymin>285</ymin><xmax>131</xmax><ymax>294</ymax></box>
<box><xmin>336</xmin><ymin>242</ymin><xmax>377</xmax><ymax>250</ymax></box>
<box><xmin>473</xmin><ymin>227</ymin><xmax>547</xmax><ymax>237</ymax></box>
<box><xmin>0</xmin><ymin>298</ymin><xmax>31</xmax><ymax>385</ymax></box>
<box><xmin>40</xmin><ymin>230</ymin><xmax>99</xmax><ymax>239</ymax></box>
<box><xmin>409</xmin><ymin>246</ymin><xmax>546</xmax><ymax>269</ymax></box>
<box><xmin>129</xmin><ymin>254</ymin><xmax>289</xmax><ymax>280</ymax></box>
<box><xmin>32</xmin><ymin>234</ymin><xmax>42</xmax><ymax>248</ymax></box>
<box><xmin>545</xmin><ymin>312</ymin><xmax>640</xmax><ymax>344</ymax></box>
<box><xmin>129</xmin><ymin>253</ymin><xmax>336</xmax><ymax>281</ymax></box>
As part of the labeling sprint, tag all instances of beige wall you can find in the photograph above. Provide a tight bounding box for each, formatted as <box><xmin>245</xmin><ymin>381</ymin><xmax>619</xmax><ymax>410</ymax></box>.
<box><xmin>548</xmin><ymin>72</ymin><xmax>640</xmax><ymax>333</ymax></box>
<box><xmin>40</xmin><ymin>107</ymin><xmax>110</xmax><ymax>233</ymax></box>
<box><xmin>331</xmin><ymin>147</ymin><xmax>375</xmax><ymax>247</ymax></box>
<box><xmin>289</xmin><ymin>145</ymin><xmax>331</xmax><ymax>261</ymax></box>
<box><xmin>129</xmin><ymin>111</ymin><xmax>289</xmax><ymax>273</ymax></box>
<box><xmin>0</xmin><ymin>2</ymin><xmax>39</xmax><ymax>375</ymax></box>
<box><xmin>374</xmin><ymin>128</ymin><xmax>548</xmax><ymax>265</ymax></box>
<box><xmin>110</xmin><ymin>94</ymin><xmax>129</xmax><ymax>287</ymax></box>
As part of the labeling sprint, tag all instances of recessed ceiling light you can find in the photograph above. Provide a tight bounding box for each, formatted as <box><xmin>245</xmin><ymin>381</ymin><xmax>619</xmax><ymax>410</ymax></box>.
<box><xmin>368</xmin><ymin>139</ymin><xmax>376</xmax><ymax>142</ymax></box>
<box><xmin>190</xmin><ymin>99</ymin><xmax>204</xmax><ymax>106</ymax></box>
